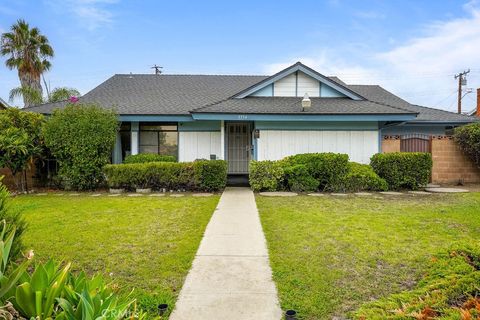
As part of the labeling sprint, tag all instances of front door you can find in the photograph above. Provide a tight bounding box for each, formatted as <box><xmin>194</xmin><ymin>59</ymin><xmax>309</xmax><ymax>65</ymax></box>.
<box><xmin>226</xmin><ymin>122</ymin><xmax>252</xmax><ymax>174</ymax></box>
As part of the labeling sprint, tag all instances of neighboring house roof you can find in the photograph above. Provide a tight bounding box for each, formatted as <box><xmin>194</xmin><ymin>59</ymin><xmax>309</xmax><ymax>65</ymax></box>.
<box><xmin>345</xmin><ymin>85</ymin><xmax>475</xmax><ymax>123</ymax></box>
<box><xmin>23</xmin><ymin>62</ymin><xmax>477</xmax><ymax>123</ymax></box>
<box><xmin>0</xmin><ymin>97</ymin><xmax>10</xmax><ymax>109</ymax></box>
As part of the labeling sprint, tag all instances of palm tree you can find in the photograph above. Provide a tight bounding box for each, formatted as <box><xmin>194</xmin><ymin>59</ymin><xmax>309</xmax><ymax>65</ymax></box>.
<box><xmin>0</xmin><ymin>19</ymin><xmax>54</xmax><ymax>107</ymax></box>
<box><xmin>47</xmin><ymin>87</ymin><xmax>80</xmax><ymax>103</ymax></box>
<box><xmin>8</xmin><ymin>86</ymin><xmax>80</xmax><ymax>106</ymax></box>
<box><xmin>8</xmin><ymin>86</ymin><xmax>43</xmax><ymax>106</ymax></box>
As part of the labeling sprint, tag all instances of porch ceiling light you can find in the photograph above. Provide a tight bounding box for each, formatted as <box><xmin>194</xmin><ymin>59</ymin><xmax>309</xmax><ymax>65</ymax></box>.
<box><xmin>302</xmin><ymin>93</ymin><xmax>311</xmax><ymax>111</ymax></box>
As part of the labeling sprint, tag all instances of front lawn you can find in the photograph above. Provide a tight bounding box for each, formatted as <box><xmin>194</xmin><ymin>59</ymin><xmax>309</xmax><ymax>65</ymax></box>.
<box><xmin>256</xmin><ymin>193</ymin><xmax>480</xmax><ymax>320</ymax></box>
<box><xmin>11</xmin><ymin>194</ymin><xmax>219</xmax><ymax>317</ymax></box>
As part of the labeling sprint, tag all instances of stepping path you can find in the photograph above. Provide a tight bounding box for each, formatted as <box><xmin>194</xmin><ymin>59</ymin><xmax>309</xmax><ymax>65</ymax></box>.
<box><xmin>425</xmin><ymin>187</ymin><xmax>469</xmax><ymax>193</ymax></box>
<box><xmin>259</xmin><ymin>191</ymin><xmax>297</xmax><ymax>197</ymax></box>
<box><xmin>170</xmin><ymin>187</ymin><xmax>282</xmax><ymax>320</ymax></box>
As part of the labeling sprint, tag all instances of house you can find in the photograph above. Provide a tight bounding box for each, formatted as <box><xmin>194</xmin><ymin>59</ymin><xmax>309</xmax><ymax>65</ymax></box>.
<box><xmin>0</xmin><ymin>97</ymin><xmax>10</xmax><ymax>109</ymax></box>
<box><xmin>24</xmin><ymin>62</ymin><xmax>479</xmax><ymax>183</ymax></box>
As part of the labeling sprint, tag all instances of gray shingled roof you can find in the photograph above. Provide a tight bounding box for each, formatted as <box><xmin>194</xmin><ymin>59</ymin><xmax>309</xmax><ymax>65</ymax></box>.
<box><xmin>347</xmin><ymin>85</ymin><xmax>476</xmax><ymax>122</ymax></box>
<box><xmin>194</xmin><ymin>97</ymin><xmax>415</xmax><ymax>115</ymax></box>
<box><xmin>23</xmin><ymin>71</ymin><xmax>477</xmax><ymax>123</ymax></box>
<box><xmin>24</xmin><ymin>74</ymin><xmax>268</xmax><ymax>115</ymax></box>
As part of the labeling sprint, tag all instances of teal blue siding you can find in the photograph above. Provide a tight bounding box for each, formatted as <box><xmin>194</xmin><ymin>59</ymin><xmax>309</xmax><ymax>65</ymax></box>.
<box><xmin>320</xmin><ymin>83</ymin><xmax>346</xmax><ymax>97</ymax></box>
<box><xmin>255</xmin><ymin>121</ymin><xmax>378</xmax><ymax>130</ymax></box>
<box><xmin>382</xmin><ymin>125</ymin><xmax>447</xmax><ymax>135</ymax></box>
<box><xmin>120</xmin><ymin>115</ymin><xmax>193</xmax><ymax>122</ymax></box>
<box><xmin>192</xmin><ymin>113</ymin><xmax>417</xmax><ymax>122</ymax></box>
<box><xmin>251</xmin><ymin>84</ymin><xmax>273</xmax><ymax>97</ymax></box>
<box><xmin>178</xmin><ymin>120</ymin><xmax>221</xmax><ymax>131</ymax></box>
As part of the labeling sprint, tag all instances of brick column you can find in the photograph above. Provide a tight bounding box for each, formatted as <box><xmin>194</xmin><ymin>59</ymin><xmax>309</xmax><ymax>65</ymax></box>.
<box><xmin>382</xmin><ymin>135</ymin><xmax>400</xmax><ymax>153</ymax></box>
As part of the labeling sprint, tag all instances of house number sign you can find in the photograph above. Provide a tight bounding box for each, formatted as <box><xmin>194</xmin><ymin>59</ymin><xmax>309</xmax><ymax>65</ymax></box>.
<box><xmin>237</xmin><ymin>115</ymin><xmax>248</xmax><ymax>120</ymax></box>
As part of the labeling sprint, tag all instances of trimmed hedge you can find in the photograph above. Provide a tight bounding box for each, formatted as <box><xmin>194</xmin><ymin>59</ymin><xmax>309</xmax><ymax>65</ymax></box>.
<box><xmin>123</xmin><ymin>153</ymin><xmax>176</xmax><ymax>164</ymax></box>
<box><xmin>370</xmin><ymin>152</ymin><xmax>432</xmax><ymax>190</ymax></box>
<box><xmin>282</xmin><ymin>153</ymin><xmax>349</xmax><ymax>191</ymax></box>
<box><xmin>343</xmin><ymin>162</ymin><xmax>388</xmax><ymax>192</ymax></box>
<box><xmin>104</xmin><ymin>160</ymin><xmax>226</xmax><ymax>191</ymax></box>
<box><xmin>193</xmin><ymin>160</ymin><xmax>228</xmax><ymax>191</ymax></box>
<box><xmin>249</xmin><ymin>161</ymin><xmax>284</xmax><ymax>192</ymax></box>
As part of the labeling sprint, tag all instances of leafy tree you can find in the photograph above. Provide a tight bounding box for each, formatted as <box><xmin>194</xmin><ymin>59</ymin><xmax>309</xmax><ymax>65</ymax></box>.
<box><xmin>43</xmin><ymin>103</ymin><xmax>119</xmax><ymax>190</ymax></box>
<box><xmin>454</xmin><ymin>122</ymin><xmax>480</xmax><ymax>167</ymax></box>
<box><xmin>0</xmin><ymin>19</ymin><xmax>54</xmax><ymax>108</ymax></box>
<box><xmin>0</xmin><ymin>108</ymin><xmax>44</xmax><ymax>192</ymax></box>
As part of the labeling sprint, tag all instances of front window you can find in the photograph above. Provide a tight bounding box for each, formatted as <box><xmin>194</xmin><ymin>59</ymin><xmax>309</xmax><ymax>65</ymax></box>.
<box><xmin>139</xmin><ymin>122</ymin><xmax>178</xmax><ymax>157</ymax></box>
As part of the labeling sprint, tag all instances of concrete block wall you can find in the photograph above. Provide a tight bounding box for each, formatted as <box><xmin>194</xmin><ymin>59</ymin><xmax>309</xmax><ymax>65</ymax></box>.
<box><xmin>382</xmin><ymin>135</ymin><xmax>480</xmax><ymax>184</ymax></box>
<box><xmin>431</xmin><ymin>136</ymin><xmax>480</xmax><ymax>184</ymax></box>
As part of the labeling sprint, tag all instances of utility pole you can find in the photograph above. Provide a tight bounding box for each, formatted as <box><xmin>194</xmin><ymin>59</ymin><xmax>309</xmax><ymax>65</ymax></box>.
<box><xmin>151</xmin><ymin>64</ymin><xmax>163</xmax><ymax>75</ymax></box>
<box><xmin>454</xmin><ymin>69</ymin><xmax>470</xmax><ymax>114</ymax></box>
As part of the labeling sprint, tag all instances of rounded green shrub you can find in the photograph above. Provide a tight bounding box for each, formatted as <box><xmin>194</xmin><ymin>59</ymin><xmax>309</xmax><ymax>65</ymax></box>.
<box><xmin>370</xmin><ymin>152</ymin><xmax>432</xmax><ymax>190</ymax></box>
<box><xmin>343</xmin><ymin>162</ymin><xmax>388</xmax><ymax>192</ymax></box>
<box><xmin>249</xmin><ymin>161</ymin><xmax>284</xmax><ymax>192</ymax></box>
<box><xmin>282</xmin><ymin>153</ymin><xmax>349</xmax><ymax>191</ymax></box>
<box><xmin>283</xmin><ymin>164</ymin><xmax>319</xmax><ymax>192</ymax></box>
<box><xmin>123</xmin><ymin>153</ymin><xmax>176</xmax><ymax>164</ymax></box>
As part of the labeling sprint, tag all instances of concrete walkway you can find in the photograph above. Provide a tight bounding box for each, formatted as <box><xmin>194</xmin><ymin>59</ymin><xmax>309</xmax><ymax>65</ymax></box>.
<box><xmin>170</xmin><ymin>187</ymin><xmax>282</xmax><ymax>320</ymax></box>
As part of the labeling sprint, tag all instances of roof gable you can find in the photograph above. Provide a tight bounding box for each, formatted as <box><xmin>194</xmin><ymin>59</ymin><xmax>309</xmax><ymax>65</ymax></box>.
<box><xmin>233</xmin><ymin>62</ymin><xmax>364</xmax><ymax>100</ymax></box>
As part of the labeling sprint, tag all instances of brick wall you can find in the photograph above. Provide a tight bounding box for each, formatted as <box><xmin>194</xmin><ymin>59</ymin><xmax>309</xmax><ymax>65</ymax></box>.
<box><xmin>431</xmin><ymin>136</ymin><xmax>480</xmax><ymax>184</ymax></box>
<box><xmin>382</xmin><ymin>136</ymin><xmax>400</xmax><ymax>153</ymax></box>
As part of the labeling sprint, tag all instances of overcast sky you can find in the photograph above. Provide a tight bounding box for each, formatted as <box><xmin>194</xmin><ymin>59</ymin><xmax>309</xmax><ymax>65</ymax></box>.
<box><xmin>1</xmin><ymin>0</ymin><xmax>480</xmax><ymax>112</ymax></box>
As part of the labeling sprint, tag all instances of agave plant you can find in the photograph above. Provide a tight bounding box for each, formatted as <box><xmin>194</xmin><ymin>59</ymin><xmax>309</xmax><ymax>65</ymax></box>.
<box><xmin>0</xmin><ymin>220</ymin><xmax>32</xmax><ymax>303</ymax></box>
<box><xmin>56</xmin><ymin>271</ymin><xmax>142</xmax><ymax>320</ymax></box>
<box><xmin>11</xmin><ymin>259</ymin><xmax>71</xmax><ymax>319</ymax></box>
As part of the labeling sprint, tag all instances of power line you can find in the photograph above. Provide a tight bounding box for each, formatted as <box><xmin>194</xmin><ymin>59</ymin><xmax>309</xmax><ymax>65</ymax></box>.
<box><xmin>432</xmin><ymin>90</ymin><xmax>458</xmax><ymax>108</ymax></box>
<box><xmin>454</xmin><ymin>69</ymin><xmax>470</xmax><ymax>114</ymax></box>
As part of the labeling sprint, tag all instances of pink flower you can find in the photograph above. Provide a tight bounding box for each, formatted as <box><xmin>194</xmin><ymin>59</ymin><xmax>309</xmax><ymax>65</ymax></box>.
<box><xmin>69</xmin><ymin>96</ymin><xmax>79</xmax><ymax>103</ymax></box>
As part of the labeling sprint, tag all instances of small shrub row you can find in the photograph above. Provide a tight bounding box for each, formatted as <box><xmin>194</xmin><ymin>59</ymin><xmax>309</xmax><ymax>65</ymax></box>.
<box><xmin>104</xmin><ymin>160</ymin><xmax>227</xmax><ymax>191</ymax></box>
<box><xmin>353</xmin><ymin>244</ymin><xmax>480</xmax><ymax>319</ymax></box>
<box><xmin>123</xmin><ymin>153</ymin><xmax>176</xmax><ymax>164</ymax></box>
<box><xmin>370</xmin><ymin>152</ymin><xmax>432</xmax><ymax>190</ymax></box>
<box><xmin>249</xmin><ymin>153</ymin><xmax>387</xmax><ymax>192</ymax></box>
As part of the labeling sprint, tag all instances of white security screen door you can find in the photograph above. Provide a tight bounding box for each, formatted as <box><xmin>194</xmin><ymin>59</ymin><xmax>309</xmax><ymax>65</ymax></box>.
<box><xmin>226</xmin><ymin>122</ymin><xmax>252</xmax><ymax>174</ymax></box>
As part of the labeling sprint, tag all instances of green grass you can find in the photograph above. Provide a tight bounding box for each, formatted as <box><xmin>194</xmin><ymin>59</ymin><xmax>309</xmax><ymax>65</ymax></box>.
<box><xmin>256</xmin><ymin>193</ymin><xmax>480</xmax><ymax>320</ymax></box>
<box><xmin>11</xmin><ymin>194</ymin><xmax>219</xmax><ymax>317</ymax></box>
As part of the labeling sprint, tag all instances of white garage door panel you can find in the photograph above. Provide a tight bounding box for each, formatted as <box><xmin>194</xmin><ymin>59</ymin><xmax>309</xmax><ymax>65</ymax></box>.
<box><xmin>257</xmin><ymin>130</ymin><xmax>379</xmax><ymax>164</ymax></box>
<box><xmin>179</xmin><ymin>132</ymin><xmax>221</xmax><ymax>162</ymax></box>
